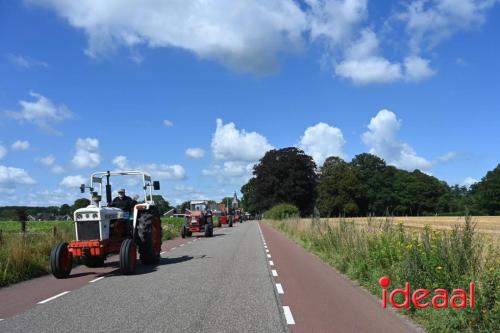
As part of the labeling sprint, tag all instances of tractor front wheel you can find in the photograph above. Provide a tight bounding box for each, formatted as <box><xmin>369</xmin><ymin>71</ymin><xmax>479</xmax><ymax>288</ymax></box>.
<box><xmin>229</xmin><ymin>218</ymin><xmax>233</xmax><ymax>228</ymax></box>
<box><xmin>50</xmin><ymin>242</ymin><xmax>72</xmax><ymax>279</ymax></box>
<box><xmin>205</xmin><ymin>223</ymin><xmax>214</xmax><ymax>237</ymax></box>
<box><xmin>119</xmin><ymin>239</ymin><xmax>136</xmax><ymax>275</ymax></box>
<box><xmin>181</xmin><ymin>225</ymin><xmax>187</xmax><ymax>238</ymax></box>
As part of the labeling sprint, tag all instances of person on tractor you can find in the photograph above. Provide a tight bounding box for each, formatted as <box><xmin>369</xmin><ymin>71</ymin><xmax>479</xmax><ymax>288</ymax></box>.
<box><xmin>111</xmin><ymin>189</ymin><xmax>134</xmax><ymax>213</ymax></box>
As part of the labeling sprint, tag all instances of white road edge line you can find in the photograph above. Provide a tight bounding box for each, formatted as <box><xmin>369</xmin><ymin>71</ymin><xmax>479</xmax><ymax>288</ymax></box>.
<box><xmin>272</xmin><ymin>269</ymin><xmax>278</xmax><ymax>277</ymax></box>
<box><xmin>180</xmin><ymin>244</ymin><xmax>185</xmax><ymax>247</ymax></box>
<box><xmin>171</xmin><ymin>247</ymin><xmax>177</xmax><ymax>250</ymax></box>
<box><xmin>89</xmin><ymin>277</ymin><xmax>104</xmax><ymax>283</ymax></box>
<box><xmin>0</xmin><ymin>319</ymin><xmax>4</xmax><ymax>322</ymax></box>
<box><xmin>269</xmin><ymin>260</ymin><xmax>274</xmax><ymax>266</ymax></box>
<box><xmin>267</xmin><ymin>253</ymin><xmax>271</xmax><ymax>258</ymax></box>
<box><xmin>276</xmin><ymin>283</ymin><xmax>284</xmax><ymax>294</ymax></box>
<box><xmin>37</xmin><ymin>291</ymin><xmax>70</xmax><ymax>304</ymax></box>
<box><xmin>283</xmin><ymin>306</ymin><xmax>295</xmax><ymax>325</ymax></box>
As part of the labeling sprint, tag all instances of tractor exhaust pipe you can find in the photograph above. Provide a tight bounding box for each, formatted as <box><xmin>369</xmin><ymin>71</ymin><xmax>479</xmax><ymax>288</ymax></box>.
<box><xmin>105</xmin><ymin>170</ymin><xmax>112</xmax><ymax>205</ymax></box>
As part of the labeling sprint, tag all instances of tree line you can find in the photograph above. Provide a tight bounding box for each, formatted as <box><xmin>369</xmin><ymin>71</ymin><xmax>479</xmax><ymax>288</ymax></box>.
<box><xmin>0</xmin><ymin>195</ymin><xmax>173</xmax><ymax>221</ymax></box>
<box><xmin>241</xmin><ymin>148</ymin><xmax>500</xmax><ymax>217</ymax></box>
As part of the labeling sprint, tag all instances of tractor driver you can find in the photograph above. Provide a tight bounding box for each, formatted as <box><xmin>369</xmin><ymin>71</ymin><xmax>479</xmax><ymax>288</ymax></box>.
<box><xmin>111</xmin><ymin>189</ymin><xmax>134</xmax><ymax>214</ymax></box>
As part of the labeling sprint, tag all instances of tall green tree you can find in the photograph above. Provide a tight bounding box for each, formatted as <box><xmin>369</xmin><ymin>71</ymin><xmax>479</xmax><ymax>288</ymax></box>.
<box><xmin>245</xmin><ymin>147</ymin><xmax>317</xmax><ymax>216</ymax></box>
<box><xmin>152</xmin><ymin>195</ymin><xmax>172</xmax><ymax>215</ymax></box>
<box><xmin>470</xmin><ymin>164</ymin><xmax>500</xmax><ymax>214</ymax></box>
<box><xmin>317</xmin><ymin>157</ymin><xmax>361</xmax><ymax>216</ymax></box>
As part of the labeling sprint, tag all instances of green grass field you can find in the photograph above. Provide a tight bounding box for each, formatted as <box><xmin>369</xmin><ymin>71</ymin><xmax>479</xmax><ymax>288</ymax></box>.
<box><xmin>0</xmin><ymin>217</ymin><xmax>186</xmax><ymax>288</ymax></box>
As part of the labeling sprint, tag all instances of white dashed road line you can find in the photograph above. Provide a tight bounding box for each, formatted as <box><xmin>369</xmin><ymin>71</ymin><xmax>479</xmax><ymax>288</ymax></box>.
<box><xmin>272</xmin><ymin>270</ymin><xmax>278</xmax><ymax>277</ymax></box>
<box><xmin>37</xmin><ymin>291</ymin><xmax>70</xmax><ymax>304</ymax></box>
<box><xmin>269</xmin><ymin>260</ymin><xmax>274</xmax><ymax>266</ymax></box>
<box><xmin>171</xmin><ymin>247</ymin><xmax>177</xmax><ymax>250</ymax></box>
<box><xmin>276</xmin><ymin>283</ymin><xmax>284</xmax><ymax>294</ymax></box>
<box><xmin>267</xmin><ymin>254</ymin><xmax>272</xmax><ymax>258</ymax></box>
<box><xmin>180</xmin><ymin>244</ymin><xmax>185</xmax><ymax>247</ymax></box>
<box><xmin>283</xmin><ymin>306</ymin><xmax>295</xmax><ymax>325</ymax></box>
<box><xmin>89</xmin><ymin>277</ymin><xmax>104</xmax><ymax>283</ymax></box>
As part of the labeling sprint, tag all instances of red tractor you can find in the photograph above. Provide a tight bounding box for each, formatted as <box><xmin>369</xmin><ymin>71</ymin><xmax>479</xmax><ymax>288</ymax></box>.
<box><xmin>182</xmin><ymin>200</ymin><xmax>214</xmax><ymax>238</ymax></box>
<box><xmin>50</xmin><ymin>171</ymin><xmax>163</xmax><ymax>278</ymax></box>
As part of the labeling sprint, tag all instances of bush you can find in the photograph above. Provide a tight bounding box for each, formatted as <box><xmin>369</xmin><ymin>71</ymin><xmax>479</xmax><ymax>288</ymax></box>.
<box><xmin>265</xmin><ymin>204</ymin><xmax>300</xmax><ymax>220</ymax></box>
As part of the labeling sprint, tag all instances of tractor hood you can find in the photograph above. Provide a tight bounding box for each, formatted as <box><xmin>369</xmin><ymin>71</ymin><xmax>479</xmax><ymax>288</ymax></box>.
<box><xmin>187</xmin><ymin>210</ymin><xmax>203</xmax><ymax>218</ymax></box>
<box><xmin>74</xmin><ymin>206</ymin><xmax>125</xmax><ymax>222</ymax></box>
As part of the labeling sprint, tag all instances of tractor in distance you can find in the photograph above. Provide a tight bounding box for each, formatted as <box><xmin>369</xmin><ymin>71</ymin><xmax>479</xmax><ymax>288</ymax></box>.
<box><xmin>49</xmin><ymin>171</ymin><xmax>163</xmax><ymax>278</ymax></box>
<box><xmin>182</xmin><ymin>200</ymin><xmax>214</xmax><ymax>238</ymax></box>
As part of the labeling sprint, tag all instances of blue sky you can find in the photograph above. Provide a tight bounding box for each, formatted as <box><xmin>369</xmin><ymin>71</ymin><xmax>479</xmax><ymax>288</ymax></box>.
<box><xmin>0</xmin><ymin>0</ymin><xmax>499</xmax><ymax>206</ymax></box>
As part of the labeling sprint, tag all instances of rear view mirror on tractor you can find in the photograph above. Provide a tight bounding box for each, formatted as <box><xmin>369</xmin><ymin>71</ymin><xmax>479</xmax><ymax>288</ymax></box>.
<box><xmin>80</xmin><ymin>184</ymin><xmax>85</xmax><ymax>193</ymax></box>
<box><xmin>153</xmin><ymin>181</ymin><xmax>160</xmax><ymax>190</ymax></box>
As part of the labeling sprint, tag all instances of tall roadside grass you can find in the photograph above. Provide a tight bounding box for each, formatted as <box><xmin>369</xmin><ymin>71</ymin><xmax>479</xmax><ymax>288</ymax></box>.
<box><xmin>0</xmin><ymin>222</ymin><xmax>74</xmax><ymax>287</ymax></box>
<box><xmin>269</xmin><ymin>216</ymin><xmax>499</xmax><ymax>333</ymax></box>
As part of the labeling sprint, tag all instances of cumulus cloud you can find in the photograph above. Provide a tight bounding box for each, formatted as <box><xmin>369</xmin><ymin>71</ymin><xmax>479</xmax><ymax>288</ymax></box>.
<box><xmin>3</xmin><ymin>92</ymin><xmax>72</xmax><ymax>134</ymax></box>
<box><xmin>185</xmin><ymin>148</ymin><xmax>205</xmax><ymax>159</ymax></box>
<box><xmin>30</xmin><ymin>0</ymin><xmax>497</xmax><ymax>83</ymax></box>
<box><xmin>202</xmin><ymin>161</ymin><xmax>254</xmax><ymax>185</ymax></box>
<box><xmin>140</xmin><ymin>164</ymin><xmax>186</xmax><ymax>180</ymax></box>
<box><xmin>31</xmin><ymin>0</ymin><xmax>307</xmax><ymax>74</ymax></box>
<box><xmin>0</xmin><ymin>145</ymin><xmax>6</xmax><ymax>160</ymax></box>
<box><xmin>112</xmin><ymin>155</ymin><xmax>129</xmax><ymax>169</ymax></box>
<box><xmin>6</xmin><ymin>54</ymin><xmax>48</xmax><ymax>69</ymax></box>
<box><xmin>37</xmin><ymin>154</ymin><xmax>65</xmax><ymax>174</ymax></box>
<box><xmin>461</xmin><ymin>176</ymin><xmax>478</xmax><ymax>188</ymax></box>
<box><xmin>212</xmin><ymin>119</ymin><xmax>273</xmax><ymax>161</ymax></box>
<box><xmin>11</xmin><ymin>140</ymin><xmax>30</xmax><ymax>151</ymax></box>
<box><xmin>398</xmin><ymin>0</ymin><xmax>498</xmax><ymax>53</ymax></box>
<box><xmin>163</xmin><ymin>120</ymin><xmax>174</xmax><ymax>127</ymax></box>
<box><xmin>299</xmin><ymin>122</ymin><xmax>346</xmax><ymax>165</ymax></box>
<box><xmin>60</xmin><ymin>175</ymin><xmax>86</xmax><ymax>187</ymax></box>
<box><xmin>362</xmin><ymin>109</ymin><xmax>432</xmax><ymax>171</ymax></box>
<box><xmin>111</xmin><ymin>155</ymin><xmax>185</xmax><ymax>180</ymax></box>
<box><xmin>404</xmin><ymin>56</ymin><xmax>435</xmax><ymax>81</ymax></box>
<box><xmin>72</xmin><ymin>138</ymin><xmax>101</xmax><ymax>168</ymax></box>
<box><xmin>0</xmin><ymin>165</ymin><xmax>36</xmax><ymax>187</ymax></box>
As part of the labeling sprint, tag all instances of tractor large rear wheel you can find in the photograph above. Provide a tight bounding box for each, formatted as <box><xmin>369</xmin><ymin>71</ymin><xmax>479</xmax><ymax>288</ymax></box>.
<box><xmin>119</xmin><ymin>239</ymin><xmax>136</xmax><ymax>275</ymax></box>
<box><xmin>137</xmin><ymin>211</ymin><xmax>161</xmax><ymax>265</ymax></box>
<box><xmin>50</xmin><ymin>242</ymin><xmax>72</xmax><ymax>279</ymax></box>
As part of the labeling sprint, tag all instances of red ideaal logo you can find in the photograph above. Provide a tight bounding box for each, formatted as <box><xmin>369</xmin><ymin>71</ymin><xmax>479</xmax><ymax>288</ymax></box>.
<box><xmin>379</xmin><ymin>276</ymin><xmax>475</xmax><ymax>309</ymax></box>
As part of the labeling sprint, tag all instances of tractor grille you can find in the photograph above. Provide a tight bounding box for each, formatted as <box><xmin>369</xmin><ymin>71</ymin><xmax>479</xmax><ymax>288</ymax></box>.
<box><xmin>76</xmin><ymin>220</ymin><xmax>100</xmax><ymax>240</ymax></box>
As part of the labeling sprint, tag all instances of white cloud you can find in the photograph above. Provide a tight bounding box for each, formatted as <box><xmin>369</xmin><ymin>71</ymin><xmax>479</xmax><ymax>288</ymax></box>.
<box><xmin>461</xmin><ymin>176</ymin><xmax>478</xmax><ymax>188</ymax></box>
<box><xmin>202</xmin><ymin>161</ymin><xmax>254</xmax><ymax>185</ymax></box>
<box><xmin>362</xmin><ymin>109</ymin><xmax>432</xmax><ymax>171</ymax></box>
<box><xmin>37</xmin><ymin>154</ymin><xmax>65</xmax><ymax>174</ymax></box>
<box><xmin>140</xmin><ymin>164</ymin><xmax>186</xmax><ymax>180</ymax></box>
<box><xmin>307</xmin><ymin>0</ymin><xmax>368</xmax><ymax>45</ymax></box>
<box><xmin>32</xmin><ymin>0</ymin><xmax>307</xmax><ymax>74</ymax></box>
<box><xmin>112</xmin><ymin>155</ymin><xmax>129</xmax><ymax>169</ymax></box>
<box><xmin>399</xmin><ymin>0</ymin><xmax>498</xmax><ymax>54</ymax></box>
<box><xmin>0</xmin><ymin>145</ymin><xmax>6</xmax><ymax>160</ymax></box>
<box><xmin>299</xmin><ymin>122</ymin><xmax>346</xmax><ymax>165</ymax></box>
<box><xmin>72</xmin><ymin>138</ymin><xmax>101</xmax><ymax>168</ymax></box>
<box><xmin>439</xmin><ymin>151</ymin><xmax>457</xmax><ymax>162</ymax></box>
<box><xmin>163</xmin><ymin>119</ymin><xmax>174</xmax><ymax>127</ymax></box>
<box><xmin>212</xmin><ymin>119</ymin><xmax>273</xmax><ymax>161</ymax></box>
<box><xmin>11</xmin><ymin>140</ymin><xmax>30</xmax><ymax>151</ymax></box>
<box><xmin>6</xmin><ymin>54</ymin><xmax>48</xmax><ymax>69</ymax></box>
<box><xmin>0</xmin><ymin>165</ymin><xmax>36</xmax><ymax>187</ymax></box>
<box><xmin>334</xmin><ymin>29</ymin><xmax>403</xmax><ymax>84</ymax></box>
<box><xmin>185</xmin><ymin>148</ymin><xmax>205</xmax><ymax>159</ymax></box>
<box><xmin>404</xmin><ymin>56</ymin><xmax>435</xmax><ymax>81</ymax></box>
<box><xmin>38</xmin><ymin>154</ymin><xmax>55</xmax><ymax>166</ymax></box>
<box><xmin>4</xmin><ymin>92</ymin><xmax>72</xmax><ymax>133</ymax></box>
<box><xmin>60</xmin><ymin>175</ymin><xmax>86</xmax><ymax>187</ymax></box>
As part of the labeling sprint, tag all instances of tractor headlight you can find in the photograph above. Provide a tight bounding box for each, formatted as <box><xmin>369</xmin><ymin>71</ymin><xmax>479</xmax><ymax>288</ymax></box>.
<box><xmin>76</xmin><ymin>214</ymin><xmax>82</xmax><ymax>220</ymax></box>
<box><xmin>92</xmin><ymin>213</ymin><xmax>98</xmax><ymax>219</ymax></box>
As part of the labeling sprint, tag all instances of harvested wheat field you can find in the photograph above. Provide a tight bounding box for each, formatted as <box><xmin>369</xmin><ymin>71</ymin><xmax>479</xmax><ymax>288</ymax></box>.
<box><xmin>303</xmin><ymin>216</ymin><xmax>500</xmax><ymax>243</ymax></box>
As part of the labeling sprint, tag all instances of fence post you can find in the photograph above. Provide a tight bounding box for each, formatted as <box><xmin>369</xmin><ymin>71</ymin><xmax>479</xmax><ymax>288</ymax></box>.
<box><xmin>53</xmin><ymin>225</ymin><xmax>57</xmax><ymax>238</ymax></box>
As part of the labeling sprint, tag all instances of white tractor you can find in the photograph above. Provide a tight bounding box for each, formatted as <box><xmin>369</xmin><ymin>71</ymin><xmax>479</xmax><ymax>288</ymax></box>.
<box><xmin>50</xmin><ymin>171</ymin><xmax>163</xmax><ymax>278</ymax></box>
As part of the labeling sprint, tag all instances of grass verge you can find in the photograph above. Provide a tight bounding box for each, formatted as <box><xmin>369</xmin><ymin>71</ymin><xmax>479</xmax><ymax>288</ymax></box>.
<box><xmin>268</xmin><ymin>216</ymin><xmax>499</xmax><ymax>333</ymax></box>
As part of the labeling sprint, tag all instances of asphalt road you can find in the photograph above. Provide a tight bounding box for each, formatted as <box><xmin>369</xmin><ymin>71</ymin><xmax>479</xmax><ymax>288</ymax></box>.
<box><xmin>0</xmin><ymin>221</ymin><xmax>422</xmax><ymax>333</ymax></box>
